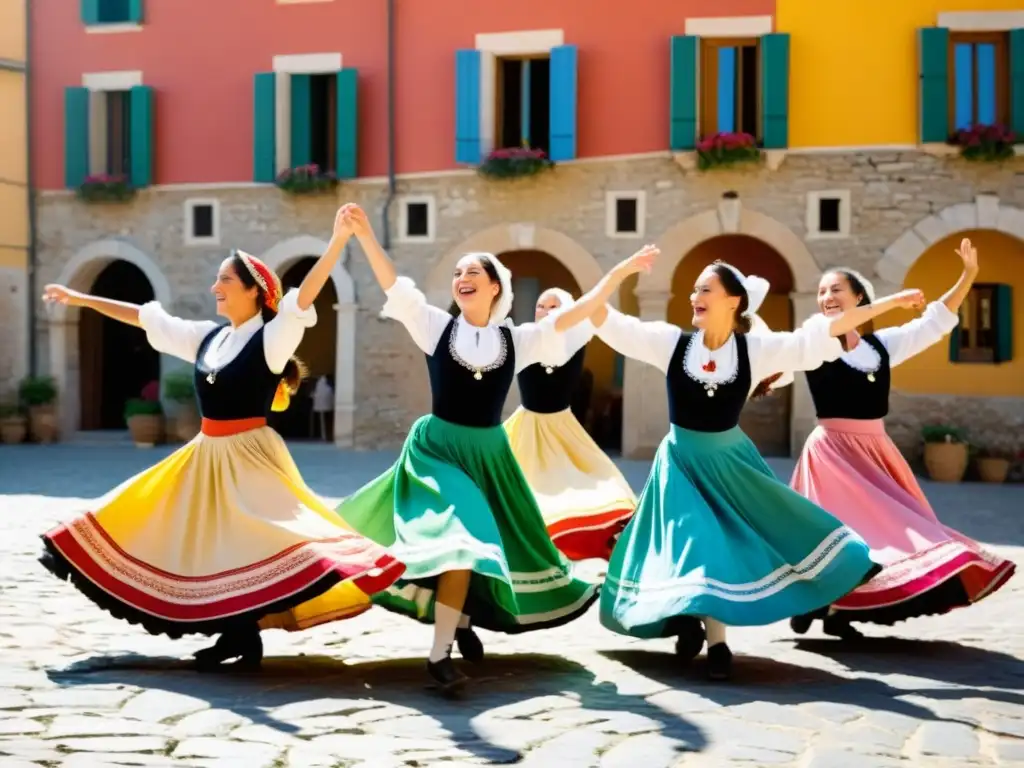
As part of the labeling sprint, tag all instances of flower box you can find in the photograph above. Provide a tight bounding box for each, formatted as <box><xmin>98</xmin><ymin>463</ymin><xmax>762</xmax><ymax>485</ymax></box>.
<box><xmin>696</xmin><ymin>132</ymin><xmax>761</xmax><ymax>171</ymax></box>
<box><xmin>275</xmin><ymin>164</ymin><xmax>339</xmax><ymax>195</ymax></box>
<box><xmin>478</xmin><ymin>147</ymin><xmax>554</xmax><ymax>180</ymax></box>
<box><xmin>952</xmin><ymin>124</ymin><xmax>1016</xmax><ymax>162</ymax></box>
<box><xmin>77</xmin><ymin>175</ymin><xmax>135</xmax><ymax>203</ymax></box>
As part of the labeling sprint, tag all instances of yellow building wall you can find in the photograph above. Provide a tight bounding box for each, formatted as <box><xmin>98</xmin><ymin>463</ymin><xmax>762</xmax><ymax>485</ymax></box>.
<box><xmin>879</xmin><ymin>229</ymin><xmax>1024</xmax><ymax>397</ymax></box>
<box><xmin>0</xmin><ymin>0</ymin><xmax>25</xmax><ymax>61</ymax></box>
<box><xmin>776</xmin><ymin>0</ymin><xmax>1024</xmax><ymax>148</ymax></box>
<box><xmin>0</xmin><ymin>0</ymin><xmax>26</xmax><ymax>269</ymax></box>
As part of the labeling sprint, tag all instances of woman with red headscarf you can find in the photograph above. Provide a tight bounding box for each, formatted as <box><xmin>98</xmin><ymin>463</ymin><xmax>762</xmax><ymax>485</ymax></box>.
<box><xmin>38</xmin><ymin>205</ymin><xmax>405</xmax><ymax>670</ymax></box>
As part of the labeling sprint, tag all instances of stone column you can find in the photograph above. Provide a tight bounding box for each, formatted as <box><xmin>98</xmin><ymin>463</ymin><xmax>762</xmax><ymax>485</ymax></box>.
<box><xmin>788</xmin><ymin>292</ymin><xmax>820</xmax><ymax>455</ymax></box>
<box><xmin>333</xmin><ymin>302</ymin><xmax>356</xmax><ymax>448</ymax></box>
<box><xmin>621</xmin><ymin>289</ymin><xmax>671</xmax><ymax>459</ymax></box>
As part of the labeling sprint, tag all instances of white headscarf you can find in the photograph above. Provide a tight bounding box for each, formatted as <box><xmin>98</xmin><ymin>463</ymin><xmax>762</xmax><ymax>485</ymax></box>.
<box><xmin>538</xmin><ymin>287</ymin><xmax>576</xmax><ymax>317</ymax></box>
<box><xmin>839</xmin><ymin>268</ymin><xmax>876</xmax><ymax>304</ymax></box>
<box><xmin>459</xmin><ymin>252</ymin><xmax>515</xmax><ymax>324</ymax></box>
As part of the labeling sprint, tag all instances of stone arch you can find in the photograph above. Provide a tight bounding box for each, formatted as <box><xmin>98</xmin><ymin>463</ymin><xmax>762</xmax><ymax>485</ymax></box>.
<box><xmin>876</xmin><ymin>195</ymin><xmax>1024</xmax><ymax>287</ymax></box>
<box><xmin>258</xmin><ymin>235</ymin><xmax>357</xmax><ymax>447</ymax></box>
<box><xmin>48</xmin><ymin>239</ymin><xmax>172</xmax><ymax>437</ymax></box>
<box><xmin>425</xmin><ymin>224</ymin><xmax>608</xmax><ymax>307</ymax></box>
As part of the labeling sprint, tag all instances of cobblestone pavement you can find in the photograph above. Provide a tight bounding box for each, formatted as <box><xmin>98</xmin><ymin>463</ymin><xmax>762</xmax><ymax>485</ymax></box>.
<box><xmin>1</xmin><ymin>442</ymin><xmax>1022</xmax><ymax>768</ymax></box>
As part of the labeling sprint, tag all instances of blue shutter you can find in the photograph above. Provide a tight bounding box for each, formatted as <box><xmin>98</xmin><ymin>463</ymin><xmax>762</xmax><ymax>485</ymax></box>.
<box><xmin>548</xmin><ymin>44</ymin><xmax>578</xmax><ymax>162</ymax></box>
<box><xmin>335</xmin><ymin>68</ymin><xmax>358</xmax><ymax>179</ymax></box>
<box><xmin>455</xmin><ymin>49</ymin><xmax>481</xmax><ymax>164</ymax></box>
<box><xmin>1010</xmin><ymin>29</ymin><xmax>1024</xmax><ymax>140</ymax></box>
<box><xmin>669</xmin><ymin>35</ymin><xmax>698</xmax><ymax>150</ymax></box>
<box><xmin>253</xmin><ymin>73</ymin><xmax>276</xmax><ymax>183</ymax></box>
<box><xmin>290</xmin><ymin>74</ymin><xmax>312</xmax><ymax>168</ymax></box>
<box><xmin>919</xmin><ymin>27</ymin><xmax>950</xmax><ymax>143</ymax></box>
<box><xmin>64</xmin><ymin>87</ymin><xmax>89</xmax><ymax>189</ymax></box>
<box><xmin>81</xmin><ymin>0</ymin><xmax>99</xmax><ymax>24</ymax></box>
<box><xmin>760</xmin><ymin>33</ymin><xmax>790</xmax><ymax>149</ymax></box>
<box><xmin>127</xmin><ymin>0</ymin><xmax>143</xmax><ymax>23</ymax></box>
<box><xmin>129</xmin><ymin>85</ymin><xmax>153</xmax><ymax>187</ymax></box>
<box><xmin>995</xmin><ymin>284</ymin><xmax>1013</xmax><ymax>363</ymax></box>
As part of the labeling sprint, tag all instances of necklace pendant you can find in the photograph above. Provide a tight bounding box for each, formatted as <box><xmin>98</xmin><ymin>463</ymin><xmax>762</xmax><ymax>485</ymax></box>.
<box><xmin>867</xmin><ymin>373</ymin><xmax>876</xmax><ymax>383</ymax></box>
<box><xmin>705</xmin><ymin>384</ymin><xmax>716</xmax><ymax>397</ymax></box>
<box><xmin>473</xmin><ymin>370</ymin><xmax>483</xmax><ymax>381</ymax></box>
<box><xmin>545</xmin><ymin>366</ymin><xmax>554</xmax><ymax>374</ymax></box>
<box><xmin>206</xmin><ymin>372</ymin><xmax>216</xmax><ymax>385</ymax></box>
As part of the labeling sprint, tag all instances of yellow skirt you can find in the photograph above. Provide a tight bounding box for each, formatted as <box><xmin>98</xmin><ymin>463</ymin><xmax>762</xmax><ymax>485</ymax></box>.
<box><xmin>41</xmin><ymin>419</ymin><xmax>404</xmax><ymax>637</ymax></box>
<box><xmin>504</xmin><ymin>406</ymin><xmax>636</xmax><ymax>560</ymax></box>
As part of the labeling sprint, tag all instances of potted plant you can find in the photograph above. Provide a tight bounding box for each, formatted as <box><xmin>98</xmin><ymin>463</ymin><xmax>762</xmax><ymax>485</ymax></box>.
<box><xmin>164</xmin><ymin>370</ymin><xmax>199</xmax><ymax>442</ymax></box>
<box><xmin>696</xmin><ymin>132</ymin><xmax>761</xmax><ymax>170</ymax></box>
<box><xmin>951</xmin><ymin>124</ymin><xmax>1016</xmax><ymax>162</ymax></box>
<box><xmin>477</xmin><ymin>146</ymin><xmax>554</xmax><ymax>180</ymax></box>
<box><xmin>0</xmin><ymin>400</ymin><xmax>27</xmax><ymax>445</ymax></box>
<box><xmin>77</xmin><ymin>174</ymin><xmax>136</xmax><ymax>203</ymax></box>
<box><xmin>275</xmin><ymin>164</ymin><xmax>339</xmax><ymax>195</ymax></box>
<box><xmin>975</xmin><ymin>446</ymin><xmax>1013</xmax><ymax>484</ymax></box>
<box><xmin>125</xmin><ymin>381</ymin><xmax>164</xmax><ymax>447</ymax></box>
<box><xmin>921</xmin><ymin>425</ymin><xmax>969</xmax><ymax>483</ymax></box>
<box><xmin>18</xmin><ymin>375</ymin><xmax>58</xmax><ymax>444</ymax></box>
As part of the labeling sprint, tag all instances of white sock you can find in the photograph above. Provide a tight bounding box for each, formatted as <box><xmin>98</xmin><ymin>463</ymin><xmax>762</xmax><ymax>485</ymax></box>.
<box><xmin>705</xmin><ymin>617</ymin><xmax>728</xmax><ymax>647</ymax></box>
<box><xmin>457</xmin><ymin>613</ymin><xmax>471</xmax><ymax>630</ymax></box>
<box><xmin>429</xmin><ymin>603</ymin><xmax>461</xmax><ymax>662</ymax></box>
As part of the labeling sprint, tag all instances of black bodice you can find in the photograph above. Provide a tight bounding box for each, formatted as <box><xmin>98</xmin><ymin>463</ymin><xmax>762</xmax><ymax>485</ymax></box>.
<box><xmin>806</xmin><ymin>333</ymin><xmax>890</xmax><ymax>420</ymax></box>
<box><xmin>516</xmin><ymin>346</ymin><xmax>586</xmax><ymax>414</ymax></box>
<box><xmin>426</xmin><ymin>318</ymin><xmax>516</xmax><ymax>428</ymax></box>
<box><xmin>193</xmin><ymin>326</ymin><xmax>282</xmax><ymax>420</ymax></box>
<box><xmin>666</xmin><ymin>332</ymin><xmax>752</xmax><ymax>432</ymax></box>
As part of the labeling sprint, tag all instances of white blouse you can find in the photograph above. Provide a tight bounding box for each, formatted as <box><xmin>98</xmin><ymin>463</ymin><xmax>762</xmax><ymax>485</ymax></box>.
<box><xmin>138</xmin><ymin>289</ymin><xmax>317</xmax><ymax>374</ymax></box>
<box><xmin>841</xmin><ymin>301</ymin><xmax>959</xmax><ymax>373</ymax></box>
<box><xmin>596</xmin><ymin>307</ymin><xmax>843</xmax><ymax>397</ymax></box>
<box><xmin>382</xmin><ymin>277</ymin><xmax>567</xmax><ymax>373</ymax></box>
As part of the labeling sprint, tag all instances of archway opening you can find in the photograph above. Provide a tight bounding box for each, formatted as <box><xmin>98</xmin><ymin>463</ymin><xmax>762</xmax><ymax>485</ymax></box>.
<box><xmin>669</xmin><ymin>234</ymin><xmax>795</xmax><ymax>456</ymax></box>
<box><xmin>498</xmin><ymin>249</ymin><xmax>620</xmax><ymax>448</ymax></box>
<box><xmin>268</xmin><ymin>257</ymin><xmax>339</xmax><ymax>441</ymax></box>
<box><xmin>79</xmin><ymin>260</ymin><xmax>158</xmax><ymax>430</ymax></box>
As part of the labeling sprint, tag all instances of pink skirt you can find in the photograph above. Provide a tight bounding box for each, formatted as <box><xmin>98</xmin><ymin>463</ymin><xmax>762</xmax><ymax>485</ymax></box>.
<box><xmin>791</xmin><ymin>418</ymin><xmax>1015</xmax><ymax>624</ymax></box>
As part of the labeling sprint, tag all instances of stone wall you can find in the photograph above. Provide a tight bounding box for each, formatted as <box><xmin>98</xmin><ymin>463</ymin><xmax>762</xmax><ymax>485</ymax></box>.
<box><xmin>0</xmin><ymin>265</ymin><xmax>28</xmax><ymax>395</ymax></box>
<box><xmin>33</xmin><ymin>149</ymin><xmax>1024</xmax><ymax>449</ymax></box>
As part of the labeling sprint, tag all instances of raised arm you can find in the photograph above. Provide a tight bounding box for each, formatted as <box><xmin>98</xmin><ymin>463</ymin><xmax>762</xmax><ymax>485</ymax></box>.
<box><xmin>294</xmin><ymin>207</ymin><xmax>353</xmax><ymax>311</ymax></box>
<box><xmin>939</xmin><ymin>237</ymin><xmax>979</xmax><ymax>316</ymax></box>
<box><xmin>43</xmin><ymin>284</ymin><xmax>142</xmax><ymax>327</ymax></box>
<box><xmin>824</xmin><ymin>288</ymin><xmax>927</xmax><ymax>337</ymax></box>
<box><xmin>554</xmin><ymin>245</ymin><xmax>659</xmax><ymax>333</ymax></box>
<box><xmin>343</xmin><ymin>205</ymin><xmax>397</xmax><ymax>293</ymax></box>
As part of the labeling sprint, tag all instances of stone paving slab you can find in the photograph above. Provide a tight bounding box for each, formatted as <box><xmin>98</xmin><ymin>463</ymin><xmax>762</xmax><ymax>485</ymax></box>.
<box><xmin>0</xmin><ymin>443</ymin><xmax>1022</xmax><ymax>767</ymax></box>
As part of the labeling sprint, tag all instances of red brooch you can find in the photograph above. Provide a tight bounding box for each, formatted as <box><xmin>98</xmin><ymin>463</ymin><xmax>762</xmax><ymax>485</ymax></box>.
<box><xmin>702</xmin><ymin>361</ymin><xmax>717</xmax><ymax>373</ymax></box>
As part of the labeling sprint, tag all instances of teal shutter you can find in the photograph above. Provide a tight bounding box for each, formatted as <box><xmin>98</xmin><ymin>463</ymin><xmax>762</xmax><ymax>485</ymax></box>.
<box><xmin>669</xmin><ymin>35</ymin><xmax>698</xmax><ymax>150</ymax></box>
<box><xmin>761</xmin><ymin>33</ymin><xmax>790</xmax><ymax>149</ymax></box>
<box><xmin>64</xmin><ymin>87</ymin><xmax>89</xmax><ymax>188</ymax></box>
<box><xmin>548</xmin><ymin>44</ymin><xmax>578</xmax><ymax>161</ymax></box>
<box><xmin>919</xmin><ymin>27</ymin><xmax>950</xmax><ymax>143</ymax></box>
<box><xmin>1010</xmin><ymin>29</ymin><xmax>1024</xmax><ymax>140</ymax></box>
<box><xmin>995</xmin><ymin>284</ymin><xmax>1013</xmax><ymax>363</ymax></box>
<box><xmin>253</xmin><ymin>73</ymin><xmax>276</xmax><ymax>183</ymax></box>
<box><xmin>127</xmin><ymin>0</ymin><xmax>143</xmax><ymax>23</ymax></box>
<box><xmin>335</xmin><ymin>68</ymin><xmax>358</xmax><ymax>178</ymax></box>
<box><xmin>290</xmin><ymin>74</ymin><xmax>312</xmax><ymax>168</ymax></box>
<box><xmin>948</xmin><ymin>317</ymin><xmax>961</xmax><ymax>362</ymax></box>
<box><xmin>455</xmin><ymin>49</ymin><xmax>481</xmax><ymax>163</ymax></box>
<box><xmin>129</xmin><ymin>85</ymin><xmax>153</xmax><ymax>187</ymax></box>
<box><xmin>81</xmin><ymin>0</ymin><xmax>99</xmax><ymax>24</ymax></box>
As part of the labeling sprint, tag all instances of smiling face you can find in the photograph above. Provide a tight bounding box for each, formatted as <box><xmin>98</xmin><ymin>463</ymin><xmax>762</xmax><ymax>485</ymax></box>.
<box><xmin>817</xmin><ymin>271</ymin><xmax>863</xmax><ymax>316</ymax></box>
<box><xmin>451</xmin><ymin>255</ymin><xmax>501</xmax><ymax>317</ymax></box>
<box><xmin>211</xmin><ymin>257</ymin><xmax>260</xmax><ymax>322</ymax></box>
<box><xmin>690</xmin><ymin>266</ymin><xmax>741</xmax><ymax>330</ymax></box>
<box><xmin>534</xmin><ymin>291</ymin><xmax>563</xmax><ymax>321</ymax></box>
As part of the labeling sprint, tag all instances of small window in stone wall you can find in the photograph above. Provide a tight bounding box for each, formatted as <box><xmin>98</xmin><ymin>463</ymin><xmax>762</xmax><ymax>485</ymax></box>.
<box><xmin>805</xmin><ymin>190</ymin><xmax>850</xmax><ymax>240</ymax></box>
<box><xmin>397</xmin><ymin>195</ymin><xmax>436</xmax><ymax>243</ymax></box>
<box><xmin>184</xmin><ymin>199</ymin><xmax>220</xmax><ymax>246</ymax></box>
<box><xmin>950</xmin><ymin>283</ymin><xmax>1013</xmax><ymax>364</ymax></box>
<box><xmin>606</xmin><ymin>191</ymin><xmax>646</xmax><ymax>238</ymax></box>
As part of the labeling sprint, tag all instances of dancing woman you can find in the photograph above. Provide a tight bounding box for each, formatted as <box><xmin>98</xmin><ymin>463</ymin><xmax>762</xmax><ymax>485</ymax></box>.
<box><xmin>39</xmin><ymin>208</ymin><xmax>404</xmax><ymax>670</ymax></box>
<box><xmin>789</xmin><ymin>238</ymin><xmax>1015</xmax><ymax>639</ymax></box>
<box><xmin>504</xmin><ymin>288</ymin><xmax>636</xmax><ymax>561</ymax></box>
<box><xmin>554</xmin><ymin>249</ymin><xmax>926</xmax><ymax>680</ymax></box>
<box><xmin>334</xmin><ymin>206</ymin><xmax>598</xmax><ymax>694</ymax></box>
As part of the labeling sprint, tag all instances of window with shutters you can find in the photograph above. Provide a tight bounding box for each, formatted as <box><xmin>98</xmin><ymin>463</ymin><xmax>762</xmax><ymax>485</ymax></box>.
<box><xmin>948</xmin><ymin>32</ymin><xmax>1010</xmax><ymax>132</ymax></box>
<box><xmin>700</xmin><ymin>38</ymin><xmax>761</xmax><ymax>140</ymax></box>
<box><xmin>102</xmin><ymin>90</ymin><xmax>132</xmax><ymax>177</ymax></box>
<box><xmin>496</xmin><ymin>56</ymin><xmax>551</xmax><ymax>152</ymax></box>
<box><xmin>82</xmin><ymin>0</ymin><xmax>143</xmax><ymax>28</ymax></box>
<box><xmin>952</xmin><ymin>283</ymin><xmax>1011</xmax><ymax>363</ymax></box>
<box><xmin>98</xmin><ymin>0</ymin><xmax>131</xmax><ymax>22</ymax></box>
<box><xmin>309</xmin><ymin>74</ymin><xmax>337</xmax><ymax>173</ymax></box>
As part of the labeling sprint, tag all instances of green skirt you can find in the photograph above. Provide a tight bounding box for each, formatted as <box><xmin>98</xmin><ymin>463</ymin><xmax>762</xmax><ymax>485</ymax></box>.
<box><xmin>334</xmin><ymin>414</ymin><xmax>599</xmax><ymax>633</ymax></box>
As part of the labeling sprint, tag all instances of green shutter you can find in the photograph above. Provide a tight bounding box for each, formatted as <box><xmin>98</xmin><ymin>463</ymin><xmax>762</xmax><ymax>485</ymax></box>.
<box><xmin>919</xmin><ymin>27</ymin><xmax>949</xmax><ymax>143</ymax></box>
<box><xmin>290</xmin><ymin>74</ymin><xmax>312</xmax><ymax>168</ymax></box>
<box><xmin>81</xmin><ymin>0</ymin><xmax>99</xmax><ymax>24</ymax></box>
<box><xmin>669</xmin><ymin>35</ymin><xmax>698</xmax><ymax>150</ymax></box>
<box><xmin>64</xmin><ymin>87</ymin><xmax>89</xmax><ymax>188</ymax></box>
<box><xmin>948</xmin><ymin>316</ymin><xmax>961</xmax><ymax>362</ymax></box>
<box><xmin>761</xmin><ymin>33</ymin><xmax>790</xmax><ymax>149</ymax></box>
<box><xmin>128</xmin><ymin>0</ymin><xmax>144</xmax><ymax>23</ymax></box>
<box><xmin>335</xmin><ymin>68</ymin><xmax>358</xmax><ymax>179</ymax></box>
<box><xmin>1010</xmin><ymin>29</ymin><xmax>1024</xmax><ymax>141</ymax></box>
<box><xmin>995</xmin><ymin>284</ymin><xmax>1013</xmax><ymax>363</ymax></box>
<box><xmin>129</xmin><ymin>85</ymin><xmax>153</xmax><ymax>187</ymax></box>
<box><xmin>253</xmin><ymin>73</ymin><xmax>276</xmax><ymax>183</ymax></box>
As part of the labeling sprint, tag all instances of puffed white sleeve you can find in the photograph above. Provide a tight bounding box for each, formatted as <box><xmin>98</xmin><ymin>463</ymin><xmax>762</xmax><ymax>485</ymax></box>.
<box><xmin>522</xmin><ymin>310</ymin><xmax>596</xmax><ymax>368</ymax></box>
<box><xmin>594</xmin><ymin>307</ymin><xmax>680</xmax><ymax>374</ymax></box>
<box><xmin>746</xmin><ymin>313</ymin><xmax>844</xmax><ymax>384</ymax></box>
<box><xmin>380</xmin><ymin>276</ymin><xmax>452</xmax><ymax>355</ymax></box>
<box><xmin>873</xmin><ymin>301</ymin><xmax>960</xmax><ymax>368</ymax></box>
<box><xmin>509</xmin><ymin>314</ymin><xmax>568</xmax><ymax>373</ymax></box>
<box><xmin>262</xmin><ymin>288</ymin><xmax>318</xmax><ymax>374</ymax></box>
<box><xmin>137</xmin><ymin>302</ymin><xmax>220</xmax><ymax>364</ymax></box>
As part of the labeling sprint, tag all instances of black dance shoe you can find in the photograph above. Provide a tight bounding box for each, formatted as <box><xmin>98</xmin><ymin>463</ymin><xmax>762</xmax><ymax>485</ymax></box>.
<box><xmin>672</xmin><ymin>616</ymin><xmax>706</xmax><ymax>662</ymax></box>
<box><xmin>822</xmin><ymin>614</ymin><xmax>865</xmax><ymax>640</ymax></box>
<box><xmin>426</xmin><ymin>651</ymin><xmax>468</xmax><ymax>695</ymax></box>
<box><xmin>193</xmin><ymin>628</ymin><xmax>263</xmax><ymax>672</ymax></box>
<box><xmin>455</xmin><ymin>627</ymin><xmax>485</xmax><ymax>663</ymax></box>
<box><xmin>789</xmin><ymin>614</ymin><xmax>815</xmax><ymax>635</ymax></box>
<box><xmin>706</xmin><ymin>642</ymin><xmax>733</xmax><ymax>681</ymax></box>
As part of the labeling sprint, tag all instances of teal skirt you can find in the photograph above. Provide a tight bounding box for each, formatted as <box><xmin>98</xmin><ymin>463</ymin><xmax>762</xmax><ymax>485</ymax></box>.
<box><xmin>600</xmin><ymin>425</ymin><xmax>879</xmax><ymax>637</ymax></box>
<box><xmin>335</xmin><ymin>415</ymin><xmax>599</xmax><ymax>632</ymax></box>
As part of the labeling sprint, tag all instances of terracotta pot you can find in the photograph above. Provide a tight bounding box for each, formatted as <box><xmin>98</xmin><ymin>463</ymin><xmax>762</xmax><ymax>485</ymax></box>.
<box><xmin>0</xmin><ymin>416</ymin><xmax>27</xmax><ymax>445</ymax></box>
<box><xmin>923</xmin><ymin>442</ymin><xmax>968</xmax><ymax>483</ymax></box>
<box><xmin>977</xmin><ymin>457</ymin><xmax>1010</xmax><ymax>484</ymax></box>
<box><xmin>29</xmin><ymin>405</ymin><xmax>58</xmax><ymax>444</ymax></box>
<box><xmin>127</xmin><ymin>414</ymin><xmax>164</xmax><ymax>447</ymax></box>
<box><xmin>174</xmin><ymin>402</ymin><xmax>201</xmax><ymax>442</ymax></box>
